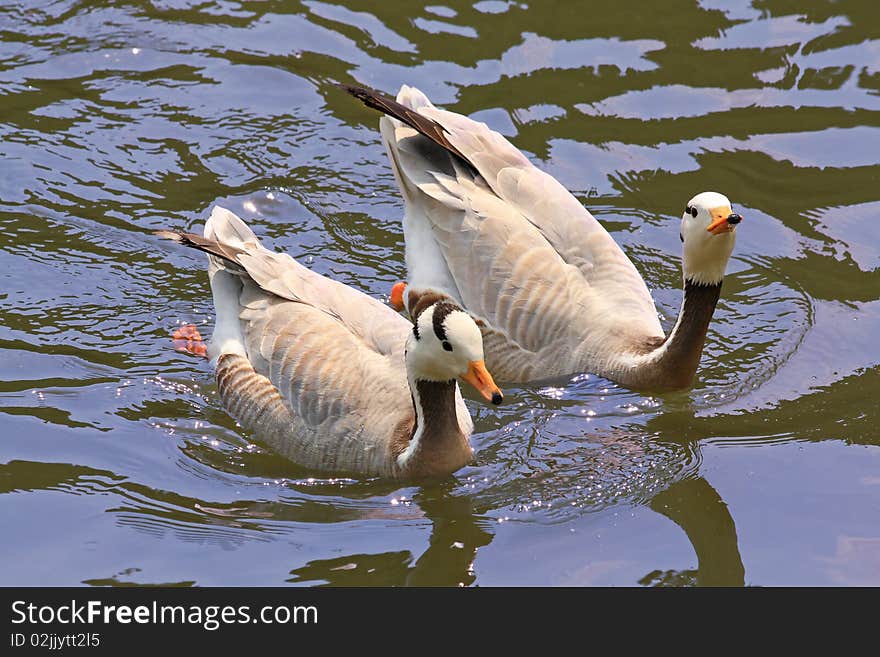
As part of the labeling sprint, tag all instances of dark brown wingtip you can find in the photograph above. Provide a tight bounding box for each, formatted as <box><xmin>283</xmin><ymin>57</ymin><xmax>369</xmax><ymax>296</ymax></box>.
<box><xmin>337</xmin><ymin>82</ymin><xmax>376</xmax><ymax>100</ymax></box>
<box><xmin>337</xmin><ymin>82</ymin><xmax>393</xmax><ymax>114</ymax></box>
<box><xmin>338</xmin><ymin>81</ymin><xmax>470</xmax><ymax>165</ymax></box>
<box><xmin>154</xmin><ymin>229</ymin><xmax>185</xmax><ymax>243</ymax></box>
<box><xmin>153</xmin><ymin>230</ymin><xmax>242</xmax><ymax>265</ymax></box>
<box><xmin>154</xmin><ymin>230</ymin><xmax>202</xmax><ymax>250</ymax></box>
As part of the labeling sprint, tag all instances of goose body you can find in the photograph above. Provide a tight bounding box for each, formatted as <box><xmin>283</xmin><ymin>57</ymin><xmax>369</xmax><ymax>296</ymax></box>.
<box><xmin>160</xmin><ymin>207</ymin><xmax>501</xmax><ymax>479</ymax></box>
<box><xmin>345</xmin><ymin>84</ymin><xmax>742</xmax><ymax>390</ymax></box>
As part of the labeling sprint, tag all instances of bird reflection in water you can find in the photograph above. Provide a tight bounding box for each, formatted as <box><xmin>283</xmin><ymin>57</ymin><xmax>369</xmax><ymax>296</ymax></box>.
<box><xmin>284</xmin><ymin>429</ymin><xmax>745</xmax><ymax>587</ymax></box>
<box><xmin>639</xmin><ymin>402</ymin><xmax>746</xmax><ymax>586</ymax></box>
<box><xmin>287</xmin><ymin>482</ymin><xmax>492</xmax><ymax>587</ymax></box>
<box><xmin>643</xmin><ymin>476</ymin><xmax>745</xmax><ymax>587</ymax></box>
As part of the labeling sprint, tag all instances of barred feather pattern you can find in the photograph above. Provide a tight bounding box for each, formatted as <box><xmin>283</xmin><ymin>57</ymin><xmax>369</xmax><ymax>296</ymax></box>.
<box><xmin>346</xmin><ymin>83</ymin><xmax>673</xmax><ymax>385</ymax></box>
<box><xmin>159</xmin><ymin>206</ymin><xmax>475</xmax><ymax>477</ymax></box>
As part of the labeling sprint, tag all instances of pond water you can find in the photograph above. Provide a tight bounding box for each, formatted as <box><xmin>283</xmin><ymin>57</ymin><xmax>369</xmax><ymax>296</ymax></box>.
<box><xmin>1</xmin><ymin>0</ymin><xmax>878</xmax><ymax>586</ymax></box>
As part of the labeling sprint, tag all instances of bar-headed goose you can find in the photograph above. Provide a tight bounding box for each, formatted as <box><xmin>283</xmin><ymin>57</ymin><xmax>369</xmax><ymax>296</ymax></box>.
<box><xmin>343</xmin><ymin>84</ymin><xmax>743</xmax><ymax>391</ymax></box>
<box><xmin>157</xmin><ymin>207</ymin><xmax>502</xmax><ymax>479</ymax></box>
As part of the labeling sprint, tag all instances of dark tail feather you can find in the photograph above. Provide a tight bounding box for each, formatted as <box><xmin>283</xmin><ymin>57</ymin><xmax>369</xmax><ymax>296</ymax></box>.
<box><xmin>155</xmin><ymin>230</ymin><xmax>244</xmax><ymax>267</ymax></box>
<box><xmin>338</xmin><ymin>83</ymin><xmax>470</xmax><ymax>164</ymax></box>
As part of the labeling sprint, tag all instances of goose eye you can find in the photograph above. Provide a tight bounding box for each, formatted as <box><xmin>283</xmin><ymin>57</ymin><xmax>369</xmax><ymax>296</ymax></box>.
<box><xmin>689</xmin><ymin>206</ymin><xmax>698</xmax><ymax>218</ymax></box>
<box><xmin>442</xmin><ymin>341</ymin><xmax>452</xmax><ymax>352</ymax></box>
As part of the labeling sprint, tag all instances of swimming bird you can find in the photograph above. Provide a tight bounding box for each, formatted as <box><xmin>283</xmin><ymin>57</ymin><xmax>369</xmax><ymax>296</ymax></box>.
<box><xmin>343</xmin><ymin>84</ymin><xmax>743</xmax><ymax>391</ymax></box>
<box><xmin>157</xmin><ymin>206</ymin><xmax>502</xmax><ymax>479</ymax></box>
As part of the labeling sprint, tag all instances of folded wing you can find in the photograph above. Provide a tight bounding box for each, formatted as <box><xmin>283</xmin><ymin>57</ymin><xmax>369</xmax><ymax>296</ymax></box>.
<box><xmin>348</xmin><ymin>84</ymin><xmax>664</xmax><ymax>378</ymax></box>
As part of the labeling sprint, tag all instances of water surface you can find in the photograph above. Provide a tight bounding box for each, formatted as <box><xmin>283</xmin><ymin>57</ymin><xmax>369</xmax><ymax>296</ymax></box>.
<box><xmin>1</xmin><ymin>0</ymin><xmax>878</xmax><ymax>586</ymax></box>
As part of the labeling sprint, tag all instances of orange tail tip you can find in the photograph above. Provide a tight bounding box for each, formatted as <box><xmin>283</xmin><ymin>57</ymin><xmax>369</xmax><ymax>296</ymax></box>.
<box><xmin>172</xmin><ymin>324</ymin><xmax>208</xmax><ymax>358</ymax></box>
<box><xmin>389</xmin><ymin>281</ymin><xmax>407</xmax><ymax>311</ymax></box>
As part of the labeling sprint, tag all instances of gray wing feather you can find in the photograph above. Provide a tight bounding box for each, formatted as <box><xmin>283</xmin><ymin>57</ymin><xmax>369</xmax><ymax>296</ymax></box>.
<box><xmin>366</xmin><ymin>85</ymin><xmax>665</xmax><ymax>379</ymax></box>
<box><xmin>167</xmin><ymin>206</ymin><xmax>418</xmax><ymax>475</ymax></box>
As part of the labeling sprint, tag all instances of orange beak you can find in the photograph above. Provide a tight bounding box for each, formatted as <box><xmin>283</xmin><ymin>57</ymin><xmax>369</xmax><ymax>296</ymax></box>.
<box><xmin>706</xmin><ymin>206</ymin><xmax>743</xmax><ymax>235</ymax></box>
<box><xmin>389</xmin><ymin>281</ymin><xmax>407</xmax><ymax>311</ymax></box>
<box><xmin>461</xmin><ymin>360</ymin><xmax>503</xmax><ymax>405</ymax></box>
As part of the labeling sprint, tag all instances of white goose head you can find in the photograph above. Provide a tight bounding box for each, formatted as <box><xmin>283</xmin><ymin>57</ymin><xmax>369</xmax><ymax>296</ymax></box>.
<box><xmin>680</xmin><ymin>191</ymin><xmax>742</xmax><ymax>285</ymax></box>
<box><xmin>406</xmin><ymin>300</ymin><xmax>503</xmax><ymax>405</ymax></box>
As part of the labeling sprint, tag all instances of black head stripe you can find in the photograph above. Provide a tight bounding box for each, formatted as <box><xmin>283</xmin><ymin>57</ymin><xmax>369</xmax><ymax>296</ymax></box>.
<box><xmin>432</xmin><ymin>301</ymin><xmax>457</xmax><ymax>342</ymax></box>
<box><xmin>409</xmin><ymin>290</ymin><xmax>448</xmax><ymax>322</ymax></box>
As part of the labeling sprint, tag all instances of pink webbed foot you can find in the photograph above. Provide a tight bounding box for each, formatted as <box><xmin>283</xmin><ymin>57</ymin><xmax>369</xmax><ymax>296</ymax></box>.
<box><xmin>172</xmin><ymin>323</ymin><xmax>207</xmax><ymax>358</ymax></box>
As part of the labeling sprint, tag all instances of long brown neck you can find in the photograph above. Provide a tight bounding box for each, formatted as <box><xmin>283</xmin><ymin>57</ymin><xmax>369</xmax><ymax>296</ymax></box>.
<box><xmin>400</xmin><ymin>378</ymin><xmax>472</xmax><ymax>477</ymax></box>
<box><xmin>649</xmin><ymin>278</ymin><xmax>722</xmax><ymax>389</ymax></box>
